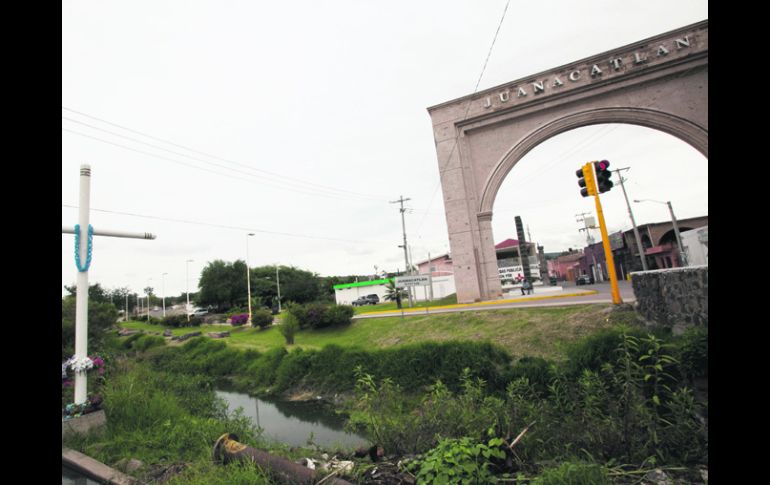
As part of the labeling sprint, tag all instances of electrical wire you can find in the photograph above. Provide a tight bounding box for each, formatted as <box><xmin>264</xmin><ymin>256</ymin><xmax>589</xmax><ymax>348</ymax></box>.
<box><xmin>61</xmin><ymin>204</ymin><xmax>387</xmax><ymax>245</ymax></box>
<box><xmin>62</xmin><ymin>106</ymin><xmax>389</xmax><ymax>201</ymax></box>
<box><xmin>62</xmin><ymin>127</ymin><xmax>383</xmax><ymax>203</ymax></box>
<box><xmin>414</xmin><ymin>0</ymin><xmax>512</xmax><ymax>237</ymax></box>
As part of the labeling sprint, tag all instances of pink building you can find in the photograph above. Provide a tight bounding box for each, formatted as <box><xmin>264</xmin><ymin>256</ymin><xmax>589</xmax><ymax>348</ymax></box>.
<box><xmin>415</xmin><ymin>253</ymin><xmax>454</xmax><ymax>276</ymax></box>
<box><xmin>547</xmin><ymin>251</ymin><xmax>584</xmax><ymax>282</ymax></box>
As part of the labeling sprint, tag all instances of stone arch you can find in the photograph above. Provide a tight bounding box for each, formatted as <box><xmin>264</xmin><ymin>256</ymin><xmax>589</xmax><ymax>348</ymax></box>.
<box><xmin>478</xmin><ymin>108</ymin><xmax>707</xmax><ymax>215</ymax></box>
<box><xmin>427</xmin><ymin>21</ymin><xmax>708</xmax><ymax>303</ymax></box>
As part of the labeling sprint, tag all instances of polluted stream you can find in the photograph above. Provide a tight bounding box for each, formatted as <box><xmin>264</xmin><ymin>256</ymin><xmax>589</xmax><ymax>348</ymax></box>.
<box><xmin>216</xmin><ymin>388</ymin><xmax>368</xmax><ymax>450</ymax></box>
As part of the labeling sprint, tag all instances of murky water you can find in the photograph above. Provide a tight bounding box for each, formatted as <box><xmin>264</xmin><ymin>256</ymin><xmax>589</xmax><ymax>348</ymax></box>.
<box><xmin>62</xmin><ymin>465</ymin><xmax>101</xmax><ymax>485</ymax></box>
<box><xmin>216</xmin><ymin>389</ymin><xmax>368</xmax><ymax>450</ymax></box>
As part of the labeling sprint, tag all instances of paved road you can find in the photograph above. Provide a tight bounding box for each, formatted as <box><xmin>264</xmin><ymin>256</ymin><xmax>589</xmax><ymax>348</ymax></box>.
<box><xmin>354</xmin><ymin>279</ymin><xmax>636</xmax><ymax>319</ymax></box>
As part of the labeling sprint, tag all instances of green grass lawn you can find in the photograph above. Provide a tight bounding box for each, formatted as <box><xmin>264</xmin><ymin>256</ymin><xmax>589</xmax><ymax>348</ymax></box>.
<box><xmin>120</xmin><ymin>303</ymin><xmax>624</xmax><ymax>361</ymax></box>
<box><xmin>353</xmin><ymin>293</ymin><xmax>458</xmax><ymax>314</ymax></box>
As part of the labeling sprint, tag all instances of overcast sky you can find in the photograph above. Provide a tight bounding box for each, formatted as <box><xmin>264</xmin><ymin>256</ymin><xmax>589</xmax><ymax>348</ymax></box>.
<box><xmin>62</xmin><ymin>1</ymin><xmax>708</xmax><ymax>298</ymax></box>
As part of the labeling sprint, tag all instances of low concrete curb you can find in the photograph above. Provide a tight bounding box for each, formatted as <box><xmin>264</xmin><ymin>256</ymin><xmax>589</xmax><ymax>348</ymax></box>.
<box><xmin>62</xmin><ymin>409</ymin><xmax>106</xmax><ymax>438</ymax></box>
<box><xmin>62</xmin><ymin>448</ymin><xmax>138</xmax><ymax>485</ymax></box>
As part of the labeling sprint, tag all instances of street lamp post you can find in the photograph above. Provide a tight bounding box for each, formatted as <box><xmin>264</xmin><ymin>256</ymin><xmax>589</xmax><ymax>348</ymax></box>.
<box><xmin>146</xmin><ymin>278</ymin><xmax>153</xmax><ymax>322</ymax></box>
<box><xmin>246</xmin><ymin>233</ymin><xmax>255</xmax><ymax>325</ymax></box>
<box><xmin>186</xmin><ymin>259</ymin><xmax>194</xmax><ymax>322</ymax></box>
<box><xmin>276</xmin><ymin>265</ymin><xmax>282</xmax><ymax>313</ymax></box>
<box><xmin>634</xmin><ymin>199</ymin><xmax>688</xmax><ymax>267</ymax></box>
<box><xmin>162</xmin><ymin>272</ymin><xmax>168</xmax><ymax>318</ymax></box>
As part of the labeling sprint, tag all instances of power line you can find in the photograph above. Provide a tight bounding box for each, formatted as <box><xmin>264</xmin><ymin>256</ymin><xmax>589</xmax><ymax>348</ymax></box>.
<box><xmin>61</xmin><ymin>120</ymin><xmax>379</xmax><ymax>202</ymax></box>
<box><xmin>62</xmin><ymin>106</ymin><xmax>389</xmax><ymax>201</ymax></box>
<box><xmin>415</xmin><ymin>0</ymin><xmax>512</xmax><ymax>237</ymax></box>
<box><xmin>61</xmin><ymin>204</ymin><xmax>385</xmax><ymax>245</ymax></box>
<box><xmin>62</xmin><ymin>127</ymin><xmax>382</xmax><ymax>203</ymax></box>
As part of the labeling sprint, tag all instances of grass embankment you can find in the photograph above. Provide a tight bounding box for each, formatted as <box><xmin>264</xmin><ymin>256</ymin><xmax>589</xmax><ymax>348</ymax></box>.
<box><xmin>352</xmin><ymin>293</ymin><xmax>458</xmax><ymax>314</ymax></box>
<box><xmin>102</xmin><ymin>308</ymin><xmax>707</xmax><ymax>483</ymax></box>
<box><xmin>122</xmin><ymin>303</ymin><xmax>623</xmax><ymax>361</ymax></box>
<box><xmin>63</xmin><ymin>359</ymin><xmax>289</xmax><ymax>484</ymax></box>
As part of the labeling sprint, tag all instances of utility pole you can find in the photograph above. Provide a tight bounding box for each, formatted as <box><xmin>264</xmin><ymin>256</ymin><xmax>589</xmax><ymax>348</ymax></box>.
<box><xmin>186</xmin><ymin>259</ymin><xmax>194</xmax><ymax>323</ymax></box>
<box><xmin>576</xmin><ymin>212</ymin><xmax>600</xmax><ymax>282</ymax></box>
<box><xmin>612</xmin><ymin>167</ymin><xmax>648</xmax><ymax>271</ymax></box>
<box><xmin>162</xmin><ymin>272</ymin><xmax>168</xmax><ymax>318</ymax></box>
<box><xmin>666</xmin><ymin>201</ymin><xmax>687</xmax><ymax>267</ymax></box>
<box><xmin>635</xmin><ymin>199</ymin><xmax>688</xmax><ymax>267</ymax></box>
<box><xmin>390</xmin><ymin>196</ymin><xmax>413</xmax><ymax>307</ymax></box>
<box><xmin>276</xmin><ymin>265</ymin><xmax>282</xmax><ymax>313</ymax></box>
<box><xmin>427</xmin><ymin>251</ymin><xmax>434</xmax><ymax>301</ymax></box>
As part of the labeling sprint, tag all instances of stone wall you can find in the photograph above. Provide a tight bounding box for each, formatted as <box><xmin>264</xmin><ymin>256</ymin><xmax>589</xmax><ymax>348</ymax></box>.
<box><xmin>631</xmin><ymin>266</ymin><xmax>708</xmax><ymax>332</ymax></box>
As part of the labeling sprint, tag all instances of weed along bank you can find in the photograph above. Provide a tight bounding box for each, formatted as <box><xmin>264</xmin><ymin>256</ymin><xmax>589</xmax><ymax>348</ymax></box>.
<box><xmin>66</xmin><ymin>297</ymin><xmax>707</xmax><ymax>483</ymax></box>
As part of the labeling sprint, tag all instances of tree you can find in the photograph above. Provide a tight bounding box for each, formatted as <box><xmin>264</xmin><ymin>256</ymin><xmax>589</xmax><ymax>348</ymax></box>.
<box><xmin>250</xmin><ymin>265</ymin><xmax>324</xmax><ymax>305</ymax></box>
<box><xmin>143</xmin><ymin>286</ymin><xmax>156</xmax><ymax>307</ymax></box>
<box><xmin>61</xmin><ymin>295</ymin><xmax>118</xmax><ymax>359</ymax></box>
<box><xmin>198</xmin><ymin>259</ymin><xmax>248</xmax><ymax>311</ymax></box>
<box><xmin>109</xmin><ymin>286</ymin><xmax>136</xmax><ymax>315</ymax></box>
<box><xmin>63</xmin><ymin>282</ymin><xmax>111</xmax><ymax>304</ymax></box>
<box><xmin>384</xmin><ymin>280</ymin><xmax>406</xmax><ymax>305</ymax></box>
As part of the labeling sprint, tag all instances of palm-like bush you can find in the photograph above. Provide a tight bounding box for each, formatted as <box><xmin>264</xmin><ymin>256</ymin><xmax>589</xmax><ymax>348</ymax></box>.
<box><xmin>383</xmin><ymin>280</ymin><xmax>406</xmax><ymax>302</ymax></box>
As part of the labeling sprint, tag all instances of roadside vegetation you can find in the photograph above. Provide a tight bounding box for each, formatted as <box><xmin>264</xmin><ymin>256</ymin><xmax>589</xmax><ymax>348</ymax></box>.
<box><xmin>64</xmin><ymin>284</ymin><xmax>707</xmax><ymax>483</ymax></box>
<box><xmin>122</xmin><ymin>304</ymin><xmax>622</xmax><ymax>360</ymax></box>
<box><xmin>62</xmin><ymin>359</ymin><xmax>277</xmax><ymax>484</ymax></box>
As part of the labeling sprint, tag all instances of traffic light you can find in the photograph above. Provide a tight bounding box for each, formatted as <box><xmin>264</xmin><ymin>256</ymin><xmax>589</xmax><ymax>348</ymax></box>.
<box><xmin>576</xmin><ymin>163</ymin><xmax>596</xmax><ymax>197</ymax></box>
<box><xmin>594</xmin><ymin>160</ymin><xmax>614</xmax><ymax>193</ymax></box>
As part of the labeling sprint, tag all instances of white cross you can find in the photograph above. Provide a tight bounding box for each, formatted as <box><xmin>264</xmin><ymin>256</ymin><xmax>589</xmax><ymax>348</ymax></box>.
<box><xmin>62</xmin><ymin>165</ymin><xmax>156</xmax><ymax>405</ymax></box>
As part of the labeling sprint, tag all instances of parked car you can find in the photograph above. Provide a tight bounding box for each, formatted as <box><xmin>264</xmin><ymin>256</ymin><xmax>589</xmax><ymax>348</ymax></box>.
<box><xmin>352</xmin><ymin>297</ymin><xmax>369</xmax><ymax>306</ymax></box>
<box><xmin>352</xmin><ymin>294</ymin><xmax>380</xmax><ymax>306</ymax></box>
<box><xmin>575</xmin><ymin>274</ymin><xmax>594</xmax><ymax>285</ymax></box>
<box><xmin>189</xmin><ymin>307</ymin><xmax>209</xmax><ymax>316</ymax></box>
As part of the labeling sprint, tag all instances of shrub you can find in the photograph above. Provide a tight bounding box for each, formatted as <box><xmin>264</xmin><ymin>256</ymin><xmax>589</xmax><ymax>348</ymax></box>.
<box><xmin>286</xmin><ymin>302</ymin><xmax>354</xmax><ymax>330</ymax></box>
<box><xmin>249</xmin><ymin>347</ymin><xmax>287</xmax><ymax>388</ymax></box>
<box><xmin>250</xmin><ymin>308</ymin><xmax>273</xmax><ymax>329</ymax></box>
<box><xmin>133</xmin><ymin>334</ymin><xmax>166</xmax><ymax>352</ymax></box>
<box><xmin>121</xmin><ymin>332</ymin><xmax>145</xmax><ymax>349</ymax></box>
<box><xmin>230</xmin><ymin>314</ymin><xmax>249</xmax><ymax>326</ymax></box>
<box><xmin>293</xmin><ymin>302</ymin><xmax>327</xmax><ymax>329</ymax></box>
<box><xmin>407</xmin><ymin>436</ymin><xmax>505</xmax><ymax>484</ymax></box>
<box><xmin>224</xmin><ymin>307</ymin><xmax>246</xmax><ymax>318</ymax></box>
<box><xmin>279</xmin><ymin>313</ymin><xmax>299</xmax><ymax>345</ymax></box>
<box><xmin>504</xmin><ymin>357</ymin><xmax>554</xmax><ymax>396</ymax></box>
<box><xmin>144</xmin><ymin>338</ymin><xmax>253</xmax><ymax>377</ymax></box>
<box><xmin>89</xmin><ymin>361</ymin><xmax>261</xmax><ymax>467</ymax></box>
<box><xmin>162</xmin><ymin>314</ymin><xmax>186</xmax><ymax>327</ymax></box>
<box><xmin>62</xmin><ymin>297</ymin><xmax>118</xmax><ymax>359</ymax></box>
<box><xmin>273</xmin><ymin>348</ymin><xmax>313</xmax><ymax>391</ymax></box>
<box><xmin>675</xmin><ymin>326</ymin><xmax>708</xmax><ymax>381</ymax></box>
<box><xmin>564</xmin><ymin>326</ymin><xmax>648</xmax><ymax>376</ymax></box>
<box><xmin>321</xmin><ymin>304</ymin><xmax>354</xmax><ymax>328</ymax></box>
<box><xmin>139</xmin><ymin>316</ymin><xmax>163</xmax><ymax>325</ymax></box>
<box><xmin>160</xmin><ymin>314</ymin><xmax>201</xmax><ymax>328</ymax></box>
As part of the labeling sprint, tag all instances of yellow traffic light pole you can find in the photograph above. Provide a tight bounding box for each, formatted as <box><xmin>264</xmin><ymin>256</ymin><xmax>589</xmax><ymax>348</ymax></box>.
<box><xmin>582</xmin><ymin>162</ymin><xmax>622</xmax><ymax>305</ymax></box>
